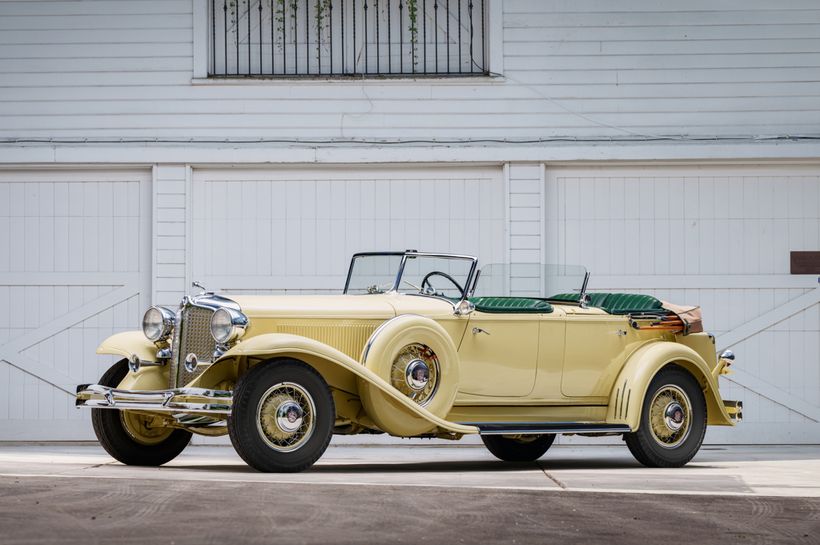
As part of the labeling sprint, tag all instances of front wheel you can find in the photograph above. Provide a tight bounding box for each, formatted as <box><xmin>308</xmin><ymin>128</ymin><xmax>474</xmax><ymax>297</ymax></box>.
<box><xmin>481</xmin><ymin>434</ymin><xmax>556</xmax><ymax>462</ymax></box>
<box><xmin>624</xmin><ymin>366</ymin><xmax>707</xmax><ymax>468</ymax></box>
<box><xmin>228</xmin><ymin>359</ymin><xmax>335</xmax><ymax>473</ymax></box>
<box><xmin>91</xmin><ymin>359</ymin><xmax>192</xmax><ymax>466</ymax></box>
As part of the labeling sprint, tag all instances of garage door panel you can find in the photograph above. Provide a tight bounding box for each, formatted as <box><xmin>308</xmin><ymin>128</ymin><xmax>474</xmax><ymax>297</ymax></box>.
<box><xmin>192</xmin><ymin>167</ymin><xmax>505</xmax><ymax>294</ymax></box>
<box><xmin>0</xmin><ymin>170</ymin><xmax>151</xmax><ymax>440</ymax></box>
<box><xmin>548</xmin><ymin>165</ymin><xmax>820</xmax><ymax>443</ymax></box>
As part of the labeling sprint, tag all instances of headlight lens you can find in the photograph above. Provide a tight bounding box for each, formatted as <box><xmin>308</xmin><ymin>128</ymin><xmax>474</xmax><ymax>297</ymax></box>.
<box><xmin>210</xmin><ymin>307</ymin><xmax>248</xmax><ymax>344</ymax></box>
<box><xmin>142</xmin><ymin>306</ymin><xmax>175</xmax><ymax>342</ymax></box>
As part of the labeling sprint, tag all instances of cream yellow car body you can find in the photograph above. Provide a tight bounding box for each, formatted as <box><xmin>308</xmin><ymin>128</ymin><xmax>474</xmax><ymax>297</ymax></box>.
<box><xmin>93</xmin><ymin>291</ymin><xmax>737</xmax><ymax>437</ymax></box>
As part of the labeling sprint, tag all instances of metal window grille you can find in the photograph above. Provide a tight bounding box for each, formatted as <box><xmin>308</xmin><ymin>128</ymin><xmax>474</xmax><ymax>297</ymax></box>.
<box><xmin>209</xmin><ymin>0</ymin><xmax>488</xmax><ymax>77</ymax></box>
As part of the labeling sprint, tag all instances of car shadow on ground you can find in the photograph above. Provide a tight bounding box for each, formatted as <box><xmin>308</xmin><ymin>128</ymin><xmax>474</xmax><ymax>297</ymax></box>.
<box><xmin>165</xmin><ymin>458</ymin><xmax>664</xmax><ymax>474</ymax></box>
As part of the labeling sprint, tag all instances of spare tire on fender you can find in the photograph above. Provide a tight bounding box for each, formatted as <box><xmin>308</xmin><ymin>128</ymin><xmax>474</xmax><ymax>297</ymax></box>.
<box><xmin>358</xmin><ymin>314</ymin><xmax>460</xmax><ymax>436</ymax></box>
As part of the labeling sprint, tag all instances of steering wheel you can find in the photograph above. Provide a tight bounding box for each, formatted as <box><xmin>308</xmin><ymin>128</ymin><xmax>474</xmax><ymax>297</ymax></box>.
<box><xmin>420</xmin><ymin>271</ymin><xmax>464</xmax><ymax>296</ymax></box>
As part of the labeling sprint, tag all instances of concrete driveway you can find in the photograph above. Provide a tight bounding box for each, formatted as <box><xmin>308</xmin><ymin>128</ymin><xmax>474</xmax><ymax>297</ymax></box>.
<box><xmin>0</xmin><ymin>441</ymin><xmax>818</xmax><ymax>544</ymax></box>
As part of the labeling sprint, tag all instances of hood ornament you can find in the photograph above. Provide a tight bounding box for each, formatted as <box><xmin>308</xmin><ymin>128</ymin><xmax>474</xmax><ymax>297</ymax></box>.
<box><xmin>192</xmin><ymin>281</ymin><xmax>212</xmax><ymax>295</ymax></box>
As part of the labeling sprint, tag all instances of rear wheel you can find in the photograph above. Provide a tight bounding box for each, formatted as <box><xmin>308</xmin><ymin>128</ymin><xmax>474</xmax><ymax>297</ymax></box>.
<box><xmin>91</xmin><ymin>359</ymin><xmax>191</xmax><ymax>466</ymax></box>
<box><xmin>228</xmin><ymin>359</ymin><xmax>334</xmax><ymax>473</ymax></box>
<box><xmin>624</xmin><ymin>366</ymin><xmax>707</xmax><ymax>468</ymax></box>
<box><xmin>481</xmin><ymin>434</ymin><xmax>556</xmax><ymax>462</ymax></box>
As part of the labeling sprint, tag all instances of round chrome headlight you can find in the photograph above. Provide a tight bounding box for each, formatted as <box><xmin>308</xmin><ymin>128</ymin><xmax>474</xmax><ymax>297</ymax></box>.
<box><xmin>210</xmin><ymin>307</ymin><xmax>248</xmax><ymax>344</ymax></box>
<box><xmin>142</xmin><ymin>306</ymin><xmax>175</xmax><ymax>342</ymax></box>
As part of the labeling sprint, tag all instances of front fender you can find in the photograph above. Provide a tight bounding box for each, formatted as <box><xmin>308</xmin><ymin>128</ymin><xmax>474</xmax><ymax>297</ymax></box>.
<box><xmin>193</xmin><ymin>333</ymin><xmax>477</xmax><ymax>436</ymax></box>
<box><xmin>607</xmin><ymin>340</ymin><xmax>734</xmax><ymax>430</ymax></box>
<box><xmin>96</xmin><ymin>331</ymin><xmax>157</xmax><ymax>362</ymax></box>
<box><xmin>95</xmin><ymin>331</ymin><xmax>168</xmax><ymax>390</ymax></box>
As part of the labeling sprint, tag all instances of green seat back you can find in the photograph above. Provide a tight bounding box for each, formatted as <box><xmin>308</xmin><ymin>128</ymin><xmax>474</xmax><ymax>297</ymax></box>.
<box><xmin>547</xmin><ymin>292</ymin><xmax>663</xmax><ymax>315</ymax></box>
<box><xmin>468</xmin><ymin>297</ymin><xmax>553</xmax><ymax>314</ymax></box>
<box><xmin>597</xmin><ymin>293</ymin><xmax>664</xmax><ymax>315</ymax></box>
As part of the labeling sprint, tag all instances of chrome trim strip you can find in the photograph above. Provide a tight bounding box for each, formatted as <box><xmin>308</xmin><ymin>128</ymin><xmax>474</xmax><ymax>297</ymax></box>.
<box><xmin>75</xmin><ymin>384</ymin><xmax>232</xmax><ymax>415</ymax></box>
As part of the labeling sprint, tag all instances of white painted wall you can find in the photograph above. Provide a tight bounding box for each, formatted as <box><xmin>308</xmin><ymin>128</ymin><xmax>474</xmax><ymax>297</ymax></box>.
<box><xmin>1</xmin><ymin>0</ymin><xmax>819</xmax><ymax>140</ymax></box>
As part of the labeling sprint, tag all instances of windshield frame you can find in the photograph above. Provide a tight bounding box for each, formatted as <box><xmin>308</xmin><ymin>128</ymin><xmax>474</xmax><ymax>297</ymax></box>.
<box><xmin>343</xmin><ymin>250</ymin><xmax>479</xmax><ymax>303</ymax></box>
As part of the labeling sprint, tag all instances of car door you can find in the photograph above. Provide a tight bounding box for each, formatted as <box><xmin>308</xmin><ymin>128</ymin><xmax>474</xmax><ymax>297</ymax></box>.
<box><xmin>457</xmin><ymin>312</ymin><xmax>539</xmax><ymax>397</ymax></box>
<box><xmin>560</xmin><ymin>307</ymin><xmax>632</xmax><ymax>399</ymax></box>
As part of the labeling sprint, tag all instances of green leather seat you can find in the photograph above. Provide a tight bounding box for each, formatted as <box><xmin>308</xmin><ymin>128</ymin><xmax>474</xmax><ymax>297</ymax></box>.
<box><xmin>547</xmin><ymin>292</ymin><xmax>663</xmax><ymax>315</ymax></box>
<box><xmin>598</xmin><ymin>293</ymin><xmax>663</xmax><ymax>315</ymax></box>
<box><xmin>468</xmin><ymin>297</ymin><xmax>553</xmax><ymax>314</ymax></box>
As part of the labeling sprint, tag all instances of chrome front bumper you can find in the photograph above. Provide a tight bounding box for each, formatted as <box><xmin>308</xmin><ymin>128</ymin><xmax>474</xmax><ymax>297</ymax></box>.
<box><xmin>75</xmin><ymin>384</ymin><xmax>233</xmax><ymax>415</ymax></box>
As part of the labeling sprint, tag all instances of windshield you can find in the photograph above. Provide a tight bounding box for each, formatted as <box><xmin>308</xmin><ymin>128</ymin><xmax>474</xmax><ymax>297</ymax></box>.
<box><xmin>472</xmin><ymin>264</ymin><xmax>588</xmax><ymax>298</ymax></box>
<box><xmin>344</xmin><ymin>252</ymin><xmax>477</xmax><ymax>298</ymax></box>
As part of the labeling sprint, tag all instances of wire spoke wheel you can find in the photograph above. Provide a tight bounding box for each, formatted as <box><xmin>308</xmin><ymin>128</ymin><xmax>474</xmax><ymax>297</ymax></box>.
<box><xmin>229</xmin><ymin>360</ymin><xmax>335</xmax><ymax>472</ymax></box>
<box><xmin>389</xmin><ymin>343</ymin><xmax>440</xmax><ymax>406</ymax></box>
<box><xmin>648</xmin><ymin>385</ymin><xmax>692</xmax><ymax>449</ymax></box>
<box><xmin>624</xmin><ymin>366</ymin><xmax>707</xmax><ymax>468</ymax></box>
<box><xmin>256</xmin><ymin>382</ymin><xmax>316</xmax><ymax>453</ymax></box>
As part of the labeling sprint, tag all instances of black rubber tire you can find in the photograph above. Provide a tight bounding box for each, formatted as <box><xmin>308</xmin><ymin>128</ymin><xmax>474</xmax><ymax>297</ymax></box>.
<box><xmin>481</xmin><ymin>434</ymin><xmax>556</xmax><ymax>462</ymax></box>
<box><xmin>624</xmin><ymin>365</ymin><xmax>707</xmax><ymax>468</ymax></box>
<box><xmin>91</xmin><ymin>359</ymin><xmax>192</xmax><ymax>466</ymax></box>
<box><xmin>228</xmin><ymin>359</ymin><xmax>335</xmax><ymax>473</ymax></box>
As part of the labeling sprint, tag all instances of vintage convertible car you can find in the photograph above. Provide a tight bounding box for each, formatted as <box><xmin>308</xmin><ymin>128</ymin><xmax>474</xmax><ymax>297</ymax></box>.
<box><xmin>76</xmin><ymin>250</ymin><xmax>741</xmax><ymax>472</ymax></box>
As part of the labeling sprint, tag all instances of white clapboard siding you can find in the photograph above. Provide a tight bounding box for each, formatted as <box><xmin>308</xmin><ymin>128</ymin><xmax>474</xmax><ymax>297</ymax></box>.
<box><xmin>187</xmin><ymin>166</ymin><xmax>505</xmax><ymax>294</ymax></box>
<box><xmin>1</xmin><ymin>1</ymin><xmax>819</xmax><ymax>138</ymax></box>
<box><xmin>0</xmin><ymin>169</ymin><xmax>151</xmax><ymax>440</ymax></box>
<box><xmin>544</xmin><ymin>164</ymin><xmax>820</xmax><ymax>444</ymax></box>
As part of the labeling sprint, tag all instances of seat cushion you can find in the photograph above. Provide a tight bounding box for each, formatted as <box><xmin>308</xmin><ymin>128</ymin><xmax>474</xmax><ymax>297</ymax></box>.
<box><xmin>469</xmin><ymin>297</ymin><xmax>553</xmax><ymax>314</ymax></box>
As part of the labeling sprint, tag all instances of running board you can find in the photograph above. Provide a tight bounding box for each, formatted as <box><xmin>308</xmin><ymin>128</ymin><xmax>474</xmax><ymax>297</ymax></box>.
<box><xmin>466</xmin><ymin>422</ymin><xmax>632</xmax><ymax>435</ymax></box>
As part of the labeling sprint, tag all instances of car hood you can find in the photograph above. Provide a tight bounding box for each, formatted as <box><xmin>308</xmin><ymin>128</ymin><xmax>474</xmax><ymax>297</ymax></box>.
<box><xmin>226</xmin><ymin>294</ymin><xmax>398</xmax><ymax>320</ymax></box>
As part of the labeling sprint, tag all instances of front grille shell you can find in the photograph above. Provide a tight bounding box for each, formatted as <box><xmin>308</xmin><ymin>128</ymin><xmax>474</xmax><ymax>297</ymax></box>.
<box><xmin>169</xmin><ymin>304</ymin><xmax>216</xmax><ymax>388</ymax></box>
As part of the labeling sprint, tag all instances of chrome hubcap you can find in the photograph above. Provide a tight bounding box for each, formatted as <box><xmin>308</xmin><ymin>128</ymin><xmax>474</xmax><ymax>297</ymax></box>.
<box><xmin>256</xmin><ymin>382</ymin><xmax>316</xmax><ymax>452</ymax></box>
<box><xmin>275</xmin><ymin>400</ymin><xmax>304</xmax><ymax>433</ymax></box>
<box><xmin>405</xmin><ymin>359</ymin><xmax>430</xmax><ymax>391</ymax></box>
<box><xmin>664</xmin><ymin>402</ymin><xmax>685</xmax><ymax>432</ymax></box>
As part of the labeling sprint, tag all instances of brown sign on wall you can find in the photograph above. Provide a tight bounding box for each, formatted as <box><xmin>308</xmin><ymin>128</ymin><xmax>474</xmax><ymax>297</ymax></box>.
<box><xmin>790</xmin><ymin>251</ymin><xmax>820</xmax><ymax>274</ymax></box>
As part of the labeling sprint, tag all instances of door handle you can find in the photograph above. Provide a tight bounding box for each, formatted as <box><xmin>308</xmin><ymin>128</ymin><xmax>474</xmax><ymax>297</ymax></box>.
<box><xmin>472</xmin><ymin>327</ymin><xmax>490</xmax><ymax>336</ymax></box>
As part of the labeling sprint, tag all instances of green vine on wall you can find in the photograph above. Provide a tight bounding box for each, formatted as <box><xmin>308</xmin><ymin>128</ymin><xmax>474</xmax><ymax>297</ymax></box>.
<box><xmin>315</xmin><ymin>0</ymin><xmax>332</xmax><ymax>56</ymax></box>
<box><xmin>407</xmin><ymin>0</ymin><xmax>419</xmax><ymax>67</ymax></box>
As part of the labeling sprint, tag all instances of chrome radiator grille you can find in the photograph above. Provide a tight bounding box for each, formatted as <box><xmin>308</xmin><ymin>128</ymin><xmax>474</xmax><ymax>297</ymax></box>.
<box><xmin>169</xmin><ymin>305</ymin><xmax>216</xmax><ymax>388</ymax></box>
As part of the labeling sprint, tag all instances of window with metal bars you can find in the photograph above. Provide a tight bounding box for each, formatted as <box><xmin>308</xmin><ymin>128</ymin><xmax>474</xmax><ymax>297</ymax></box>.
<box><xmin>209</xmin><ymin>0</ymin><xmax>488</xmax><ymax>77</ymax></box>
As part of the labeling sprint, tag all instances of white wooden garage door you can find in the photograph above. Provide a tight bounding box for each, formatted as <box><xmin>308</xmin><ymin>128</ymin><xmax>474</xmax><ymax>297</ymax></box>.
<box><xmin>0</xmin><ymin>169</ymin><xmax>152</xmax><ymax>440</ymax></box>
<box><xmin>190</xmin><ymin>166</ymin><xmax>506</xmax><ymax>294</ymax></box>
<box><xmin>545</xmin><ymin>164</ymin><xmax>820</xmax><ymax>444</ymax></box>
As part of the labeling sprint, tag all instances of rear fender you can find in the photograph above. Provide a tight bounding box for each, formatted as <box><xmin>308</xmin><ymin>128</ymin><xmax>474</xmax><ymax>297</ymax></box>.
<box><xmin>192</xmin><ymin>333</ymin><xmax>477</xmax><ymax>436</ymax></box>
<box><xmin>607</xmin><ymin>340</ymin><xmax>734</xmax><ymax>430</ymax></box>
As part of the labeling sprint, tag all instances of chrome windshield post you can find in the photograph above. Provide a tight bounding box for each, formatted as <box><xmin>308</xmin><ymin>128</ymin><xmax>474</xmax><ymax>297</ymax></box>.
<box><xmin>578</xmin><ymin>271</ymin><xmax>591</xmax><ymax>308</ymax></box>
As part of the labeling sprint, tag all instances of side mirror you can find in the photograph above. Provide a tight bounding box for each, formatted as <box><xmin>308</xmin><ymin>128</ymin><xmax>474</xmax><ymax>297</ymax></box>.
<box><xmin>454</xmin><ymin>299</ymin><xmax>475</xmax><ymax>316</ymax></box>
